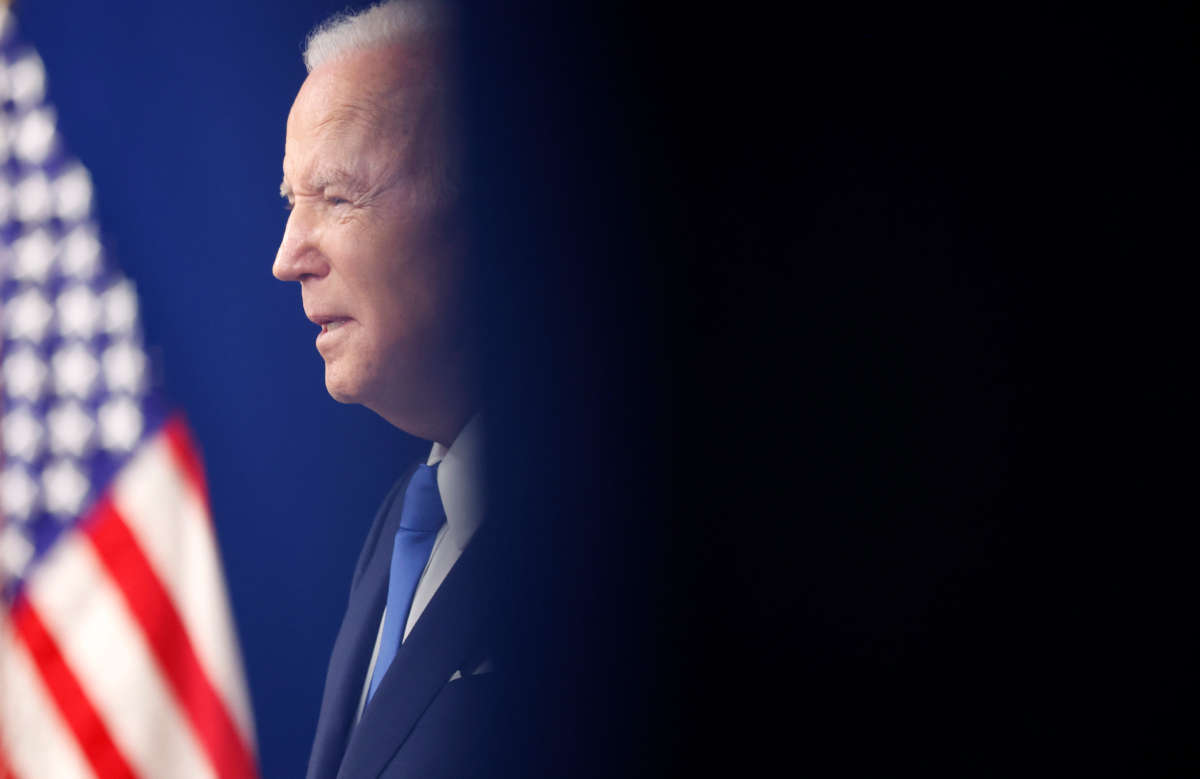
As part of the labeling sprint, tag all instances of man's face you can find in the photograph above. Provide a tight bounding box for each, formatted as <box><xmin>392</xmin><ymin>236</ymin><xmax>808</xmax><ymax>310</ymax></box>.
<box><xmin>274</xmin><ymin>43</ymin><xmax>468</xmax><ymax>441</ymax></box>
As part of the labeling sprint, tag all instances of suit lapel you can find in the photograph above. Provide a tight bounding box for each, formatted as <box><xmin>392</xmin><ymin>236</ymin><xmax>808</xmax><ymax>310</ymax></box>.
<box><xmin>307</xmin><ymin>475</ymin><xmax>413</xmax><ymax>779</ymax></box>
<box><xmin>337</xmin><ymin>520</ymin><xmax>498</xmax><ymax>779</ymax></box>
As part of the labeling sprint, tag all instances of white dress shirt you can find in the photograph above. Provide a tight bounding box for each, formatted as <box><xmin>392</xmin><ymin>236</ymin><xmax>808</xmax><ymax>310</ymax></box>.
<box><xmin>355</xmin><ymin>414</ymin><xmax>485</xmax><ymax>721</ymax></box>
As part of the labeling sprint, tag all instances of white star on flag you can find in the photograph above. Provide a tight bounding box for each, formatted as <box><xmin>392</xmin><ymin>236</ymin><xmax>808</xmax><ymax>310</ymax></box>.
<box><xmin>50</xmin><ymin>342</ymin><xmax>99</xmax><ymax>398</ymax></box>
<box><xmin>102</xmin><ymin>339</ymin><xmax>147</xmax><ymax>394</ymax></box>
<box><xmin>60</xmin><ymin>224</ymin><xmax>102</xmax><ymax>279</ymax></box>
<box><xmin>56</xmin><ymin>285</ymin><xmax>102</xmax><ymax>338</ymax></box>
<box><xmin>6</xmin><ymin>287</ymin><xmax>53</xmax><ymax>341</ymax></box>
<box><xmin>97</xmin><ymin>395</ymin><xmax>144</xmax><ymax>452</ymax></box>
<box><xmin>2</xmin><ymin>346</ymin><xmax>48</xmax><ymax>400</ymax></box>
<box><xmin>47</xmin><ymin>401</ymin><xmax>95</xmax><ymax>457</ymax></box>
<box><xmin>53</xmin><ymin>164</ymin><xmax>93</xmax><ymax>220</ymax></box>
<box><xmin>13</xmin><ymin>171</ymin><xmax>52</xmax><ymax>222</ymax></box>
<box><xmin>2</xmin><ymin>407</ymin><xmax>43</xmax><ymax>461</ymax></box>
<box><xmin>40</xmin><ymin>458</ymin><xmax>88</xmax><ymax>516</ymax></box>
<box><xmin>11</xmin><ymin>228</ymin><xmax>55</xmax><ymax>283</ymax></box>
<box><xmin>0</xmin><ymin>464</ymin><xmax>40</xmax><ymax>520</ymax></box>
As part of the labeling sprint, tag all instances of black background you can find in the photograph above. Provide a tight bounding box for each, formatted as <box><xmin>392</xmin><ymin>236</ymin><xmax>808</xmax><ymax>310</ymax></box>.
<box><xmin>460</xmin><ymin>2</ymin><xmax>1191</xmax><ymax>774</ymax></box>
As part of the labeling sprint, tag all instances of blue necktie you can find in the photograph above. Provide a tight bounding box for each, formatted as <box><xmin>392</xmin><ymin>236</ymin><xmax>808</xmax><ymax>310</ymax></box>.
<box><xmin>366</xmin><ymin>463</ymin><xmax>446</xmax><ymax>703</ymax></box>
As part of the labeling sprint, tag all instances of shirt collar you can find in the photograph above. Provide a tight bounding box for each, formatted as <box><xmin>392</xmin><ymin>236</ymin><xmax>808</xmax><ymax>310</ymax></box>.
<box><xmin>426</xmin><ymin>413</ymin><xmax>484</xmax><ymax>551</ymax></box>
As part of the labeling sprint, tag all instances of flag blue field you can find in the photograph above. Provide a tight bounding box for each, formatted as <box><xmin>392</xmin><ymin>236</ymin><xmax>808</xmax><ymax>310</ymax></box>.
<box><xmin>0</xmin><ymin>7</ymin><xmax>257</xmax><ymax>777</ymax></box>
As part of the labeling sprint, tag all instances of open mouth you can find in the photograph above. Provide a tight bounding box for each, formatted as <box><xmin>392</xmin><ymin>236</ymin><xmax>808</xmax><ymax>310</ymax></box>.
<box><xmin>313</xmin><ymin>316</ymin><xmax>351</xmax><ymax>334</ymax></box>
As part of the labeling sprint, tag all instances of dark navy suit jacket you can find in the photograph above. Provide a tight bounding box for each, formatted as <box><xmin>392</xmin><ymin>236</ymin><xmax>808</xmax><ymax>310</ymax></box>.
<box><xmin>306</xmin><ymin>467</ymin><xmax>505</xmax><ymax>779</ymax></box>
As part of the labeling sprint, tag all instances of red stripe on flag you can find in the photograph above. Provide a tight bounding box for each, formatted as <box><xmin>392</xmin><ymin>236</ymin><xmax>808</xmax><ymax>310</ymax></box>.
<box><xmin>162</xmin><ymin>415</ymin><xmax>210</xmax><ymax>513</ymax></box>
<box><xmin>8</xmin><ymin>596</ymin><xmax>137</xmax><ymax>779</ymax></box>
<box><xmin>82</xmin><ymin>497</ymin><xmax>257</xmax><ymax>779</ymax></box>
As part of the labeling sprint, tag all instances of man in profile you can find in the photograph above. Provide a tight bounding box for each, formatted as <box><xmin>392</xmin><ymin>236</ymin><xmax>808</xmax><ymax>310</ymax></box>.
<box><xmin>273</xmin><ymin>3</ymin><xmax>495</xmax><ymax>776</ymax></box>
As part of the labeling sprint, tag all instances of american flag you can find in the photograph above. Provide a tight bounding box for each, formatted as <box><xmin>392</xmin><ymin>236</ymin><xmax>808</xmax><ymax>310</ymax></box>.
<box><xmin>0</xmin><ymin>8</ymin><xmax>257</xmax><ymax>778</ymax></box>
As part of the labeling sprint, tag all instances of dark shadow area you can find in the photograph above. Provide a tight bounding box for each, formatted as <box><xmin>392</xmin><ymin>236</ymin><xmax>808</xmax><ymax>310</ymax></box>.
<box><xmin>460</xmin><ymin>1</ymin><xmax>1190</xmax><ymax>774</ymax></box>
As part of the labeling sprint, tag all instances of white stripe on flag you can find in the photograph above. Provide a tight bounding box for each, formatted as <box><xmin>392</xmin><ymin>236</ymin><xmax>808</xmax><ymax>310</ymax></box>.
<box><xmin>0</xmin><ymin>613</ymin><xmax>95</xmax><ymax>779</ymax></box>
<box><xmin>111</xmin><ymin>433</ymin><xmax>257</xmax><ymax>745</ymax></box>
<box><xmin>24</xmin><ymin>531</ymin><xmax>215</xmax><ymax>779</ymax></box>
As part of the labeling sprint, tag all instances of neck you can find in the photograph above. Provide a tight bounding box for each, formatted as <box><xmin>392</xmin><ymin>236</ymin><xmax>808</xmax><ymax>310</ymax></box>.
<box><xmin>428</xmin><ymin>408</ymin><xmax>473</xmax><ymax>449</ymax></box>
<box><xmin>376</xmin><ymin>383</ymin><xmax>475</xmax><ymax>447</ymax></box>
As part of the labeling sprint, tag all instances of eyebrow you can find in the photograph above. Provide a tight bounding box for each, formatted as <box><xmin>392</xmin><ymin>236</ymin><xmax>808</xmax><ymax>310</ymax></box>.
<box><xmin>279</xmin><ymin>166</ymin><xmax>369</xmax><ymax>200</ymax></box>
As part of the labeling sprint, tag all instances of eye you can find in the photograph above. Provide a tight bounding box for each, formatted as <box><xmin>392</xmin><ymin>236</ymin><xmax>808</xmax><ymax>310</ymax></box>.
<box><xmin>327</xmin><ymin>195</ymin><xmax>351</xmax><ymax>207</ymax></box>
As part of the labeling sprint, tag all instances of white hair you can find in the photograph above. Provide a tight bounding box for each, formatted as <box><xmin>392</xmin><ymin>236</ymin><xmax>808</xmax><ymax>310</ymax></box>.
<box><xmin>302</xmin><ymin>1</ymin><xmax>449</xmax><ymax>73</ymax></box>
<box><xmin>301</xmin><ymin>1</ymin><xmax>460</xmax><ymax>202</ymax></box>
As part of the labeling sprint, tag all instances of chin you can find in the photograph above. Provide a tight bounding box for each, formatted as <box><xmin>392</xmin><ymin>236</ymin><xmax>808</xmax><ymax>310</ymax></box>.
<box><xmin>323</xmin><ymin>366</ymin><xmax>365</xmax><ymax>406</ymax></box>
<box><xmin>325</xmin><ymin>386</ymin><xmax>357</xmax><ymax>405</ymax></box>
<box><xmin>324</xmin><ymin>383</ymin><xmax>356</xmax><ymax>405</ymax></box>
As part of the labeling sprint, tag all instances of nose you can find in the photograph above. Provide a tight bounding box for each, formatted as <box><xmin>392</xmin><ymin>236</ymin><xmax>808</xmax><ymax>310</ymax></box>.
<box><xmin>273</xmin><ymin>206</ymin><xmax>329</xmax><ymax>282</ymax></box>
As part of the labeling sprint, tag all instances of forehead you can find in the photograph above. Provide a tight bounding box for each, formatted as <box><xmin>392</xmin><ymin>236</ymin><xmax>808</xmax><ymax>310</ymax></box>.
<box><xmin>282</xmin><ymin>44</ymin><xmax>439</xmax><ymax>187</ymax></box>
<box><xmin>284</xmin><ymin>78</ymin><xmax>384</xmax><ymax>184</ymax></box>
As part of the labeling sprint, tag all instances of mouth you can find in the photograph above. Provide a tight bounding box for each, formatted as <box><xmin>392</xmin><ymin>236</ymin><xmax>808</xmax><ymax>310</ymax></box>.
<box><xmin>309</xmin><ymin>314</ymin><xmax>352</xmax><ymax>334</ymax></box>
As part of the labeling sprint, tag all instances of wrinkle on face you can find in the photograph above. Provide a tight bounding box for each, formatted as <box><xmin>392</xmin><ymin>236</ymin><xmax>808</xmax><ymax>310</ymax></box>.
<box><xmin>282</xmin><ymin>74</ymin><xmax>443</xmax><ymax>218</ymax></box>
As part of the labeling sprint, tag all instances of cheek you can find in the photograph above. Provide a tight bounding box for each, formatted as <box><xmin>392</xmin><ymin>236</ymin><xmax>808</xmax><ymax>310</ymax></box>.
<box><xmin>353</xmin><ymin>220</ymin><xmax>454</xmax><ymax>341</ymax></box>
<box><xmin>375</xmin><ymin>267</ymin><xmax>439</xmax><ymax>329</ymax></box>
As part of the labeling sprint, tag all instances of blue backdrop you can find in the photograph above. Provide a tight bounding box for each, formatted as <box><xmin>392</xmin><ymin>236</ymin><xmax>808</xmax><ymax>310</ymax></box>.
<box><xmin>17</xmin><ymin>3</ymin><xmax>426</xmax><ymax>776</ymax></box>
